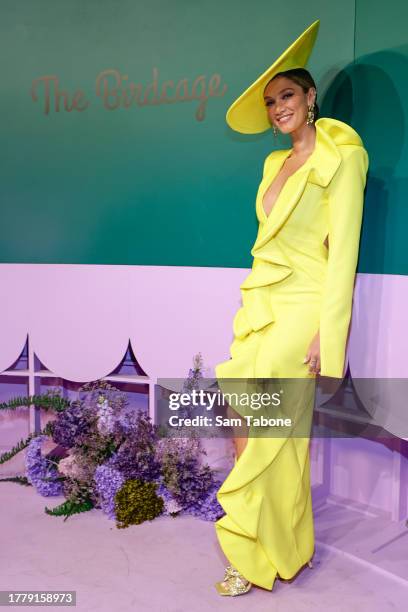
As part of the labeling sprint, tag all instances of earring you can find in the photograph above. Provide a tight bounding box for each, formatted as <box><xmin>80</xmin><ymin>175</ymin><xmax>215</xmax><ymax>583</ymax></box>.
<box><xmin>306</xmin><ymin>103</ymin><xmax>315</xmax><ymax>125</ymax></box>
<box><xmin>273</xmin><ymin>125</ymin><xmax>278</xmax><ymax>136</ymax></box>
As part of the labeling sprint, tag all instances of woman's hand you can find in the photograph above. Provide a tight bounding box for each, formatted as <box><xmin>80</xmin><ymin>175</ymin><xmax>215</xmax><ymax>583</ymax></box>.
<box><xmin>303</xmin><ymin>330</ymin><xmax>321</xmax><ymax>375</ymax></box>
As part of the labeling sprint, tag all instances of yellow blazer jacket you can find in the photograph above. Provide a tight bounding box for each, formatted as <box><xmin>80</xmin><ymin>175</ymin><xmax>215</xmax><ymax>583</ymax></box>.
<box><xmin>232</xmin><ymin>117</ymin><xmax>369</xmax><ymax>378</ymax></box>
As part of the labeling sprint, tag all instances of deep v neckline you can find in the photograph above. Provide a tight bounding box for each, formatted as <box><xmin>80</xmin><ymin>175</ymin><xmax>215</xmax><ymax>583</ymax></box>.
<box><xmin>261</xmin><ymin>148</ymin><xmax>314</xmax><ymax>221</ymax></box>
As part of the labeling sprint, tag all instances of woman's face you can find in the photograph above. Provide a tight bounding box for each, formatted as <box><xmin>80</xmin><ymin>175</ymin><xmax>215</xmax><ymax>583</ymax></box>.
<box><xmin>263</xmin><ymin>76</ymin><xmax>316</xmax><ymax>134</ymax></box>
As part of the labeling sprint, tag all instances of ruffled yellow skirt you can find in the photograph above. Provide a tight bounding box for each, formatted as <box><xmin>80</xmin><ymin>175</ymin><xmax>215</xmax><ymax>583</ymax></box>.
<box><xmin>215</xmin><ymin>272</ymin><xmax>320</xmax><ymax>590</ymax></box>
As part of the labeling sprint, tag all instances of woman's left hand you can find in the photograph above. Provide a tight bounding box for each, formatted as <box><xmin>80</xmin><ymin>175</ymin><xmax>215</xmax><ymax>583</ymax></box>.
<box><xmin>303</xmin><ymin>330</ymin><xmax>321</xmax><ymax>375</ymax></box>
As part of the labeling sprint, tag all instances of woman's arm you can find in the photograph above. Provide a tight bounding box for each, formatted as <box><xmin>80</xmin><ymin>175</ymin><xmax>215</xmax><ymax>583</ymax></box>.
<box><xmin>318</xmin><ymin>145</ymin><xmax>369</xmax><ymax>378</ymax></box>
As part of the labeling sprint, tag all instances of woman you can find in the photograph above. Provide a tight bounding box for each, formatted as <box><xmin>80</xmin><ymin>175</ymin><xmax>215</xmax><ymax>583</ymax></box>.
<box><xmin>214</xmin><ymin>20</ymin><xmax>369</xmax><ymax>596</ymax></box>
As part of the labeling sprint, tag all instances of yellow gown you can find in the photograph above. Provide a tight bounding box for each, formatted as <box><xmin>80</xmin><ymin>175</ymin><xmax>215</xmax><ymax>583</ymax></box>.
<box><xmin>214</xmin><ymin>117</ymin><xmax>369</xmax><ymax>590</ymax></box>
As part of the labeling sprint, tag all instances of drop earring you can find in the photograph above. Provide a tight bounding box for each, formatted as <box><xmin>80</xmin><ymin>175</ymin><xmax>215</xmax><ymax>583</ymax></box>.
<box><xmin>273</xmin><ymin>125</ymin><xmax>278</xmax><ymax>136</ymax></box>
<box><xmin>306</xmin><ymin>103</ymin><xmax>315</xmax><ymax>125</ymax></box>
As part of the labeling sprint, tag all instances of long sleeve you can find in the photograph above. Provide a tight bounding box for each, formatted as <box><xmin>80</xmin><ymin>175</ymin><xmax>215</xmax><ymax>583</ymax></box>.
<box><xmin>319</xmin><ymin>145</ymin><xmax>369</xmax><ymax>378</ymax></box>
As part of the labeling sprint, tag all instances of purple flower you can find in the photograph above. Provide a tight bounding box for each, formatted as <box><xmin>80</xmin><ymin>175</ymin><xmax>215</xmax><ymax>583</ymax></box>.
<box><xmin>108</xmin><ymin>444</ymin><xmax>160</xmax><ymax>481</ymax></box>
<box><xmin>155</xmin><ymin>431</ymin><xmax>222</xmax><ymax>517</ymax></box>
<box><xmin>108</xmin><ymin>412</ymin><xmax>160</xmax><ymax>481</ymax></box>
<box><xmin>185</xmin><ymin>480</ymin><xmax>225</xmax><ymax>522</ymax></box>
<box><xmin>23</xmin><ymin>375</ymin><xmax>226</xmax><ymax>525</ymax></box>
<box><xmin>52</xmin><ymin>400</ymin><xmax>96</xmax><ymax>448</ymax></box>
<box><xmin>170</xmin><ymin>457</ymin><xmax>214</xmax><ymax>506</ymax></box>
<box><xmin>93</xmin><ymin>465</ymin><xmax>124</xmax><ymax>520</ymax></box>
<box><xmin>96</xmin><ymin>399</ymin><xmax>116</xmax><ymax>435</ymax></box>
<box><xmin>113</xmin><ymin>405</ymin><xmax>143</xmax><ymax>436</ymax></box>
<box><xmin>155</xmin><ymin>435</ymin><xmax>204</xmax><ymax>463</ymax></box>
<box><xmin>25</xmin><ymin>436</ymin><xmax>64</xmax><ymax>497</ymax></box>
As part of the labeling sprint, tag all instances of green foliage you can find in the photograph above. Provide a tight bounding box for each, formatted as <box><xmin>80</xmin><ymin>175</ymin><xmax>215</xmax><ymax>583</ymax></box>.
<box><xmin>0</xmin><ymin>476</ymin><xmax>32</xmax><ymax>486</ymax></box>
<box><xmin>45</xmin><ymin>498</ymin><xmax>93</xmax><ymax>522</ymax></box>
<box><xmin>114</xmin><ymin>479</ymin><xmax>164</xmax><ymax>529</ymax></box>
<box><xmin>62</xmin><ymin>478</ymin><xmax>95</xmax><ymax>507</ymax></box>
<box><xmin>0</xmin><ymin>393</ymin><xmax>70</xmax><ymax>413</ymax></box>
<box><xmin>0</xmin><ymin>434</ymin><xmax>35</xmax><ymax>465</ymax></box>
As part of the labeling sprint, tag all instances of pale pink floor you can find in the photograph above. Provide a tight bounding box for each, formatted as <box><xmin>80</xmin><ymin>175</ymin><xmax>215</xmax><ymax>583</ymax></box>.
<box><xmin>0</xmin><ymin>484</ymin><xmax>407</xmax><ymax>612</ymax></box>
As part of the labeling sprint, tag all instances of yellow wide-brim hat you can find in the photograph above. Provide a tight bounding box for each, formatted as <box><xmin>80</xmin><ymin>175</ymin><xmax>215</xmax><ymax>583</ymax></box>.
<box><xmin>226</xmin><ymin>20</ymin><xmax>320</xmax><ymax>134</ymax></box>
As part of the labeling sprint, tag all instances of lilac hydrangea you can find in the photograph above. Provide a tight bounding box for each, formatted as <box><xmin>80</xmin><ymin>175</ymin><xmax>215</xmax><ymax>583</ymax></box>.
<box><xmin>113</xmin><ymin>405</ymin><xmax>142</xmax><ymax>435</ymax></box>
<box><xmin>52</xmin><ymin>400</ymin><xmax>96</xmax><ymax>449</ymax></box>
<box><xmin>108</xmin><ymin>443</ymin><xmax>160</xmax><ymax>482</ymax></box>
<box><xmin>108</xmin><ymin>411</ymin><xmax>161</xmax><ymax>481</ymax></box>
<box><xmin>155</xmin><ymin>431</ymin><xmax>224</xmax><ymax>520</ymax></box>
<box><xmin>93</xmin><ymin>465</ymin><xmax>125</xmax><ymax>519</ymax></box>
<box><xmin>25</xmin><ymin>436</ymin><xmax>64</xmax><ymax>497</ymax></box>
<box><xmin>170</xmin><ymin>456</ymin><xmax>215</xmax><ymax>506</ymax></box>
<box><xmin>185</xmin><ymin>480</ymin><xmax>225</xmax><ymax>522</ymax></box>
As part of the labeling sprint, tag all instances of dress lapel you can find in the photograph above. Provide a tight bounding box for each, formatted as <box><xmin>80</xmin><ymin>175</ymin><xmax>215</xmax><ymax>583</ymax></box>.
<box><xmin>256</xmin><ymin>149</ymin><xmax>292</xmax><ymax>223</ymax></box>
<box><xmin>252</xmin><ymin>118</ymin><xmax>342</xmax><ymax>254</ymax></box>
<box><xmin>235</xmin><ymin>118</ymin><xmax>358</xmax><ymax>335</ymax></box>
<box><xmin>254</xmin><ymin>165</ymin><xmax>311</xmax><ymax>252</ymax></box>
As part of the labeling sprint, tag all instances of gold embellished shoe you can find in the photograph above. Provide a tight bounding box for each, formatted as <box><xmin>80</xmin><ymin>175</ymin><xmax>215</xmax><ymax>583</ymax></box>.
<box><xmin>215</xmin><ymin>565</ymin><xmax>252</xmax><ymax>596</ymax></box>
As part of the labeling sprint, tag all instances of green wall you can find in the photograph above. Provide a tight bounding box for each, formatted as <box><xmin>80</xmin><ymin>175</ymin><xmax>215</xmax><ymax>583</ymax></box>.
<box><xmin>2</xmin><ymin>0</ymin><xmax>406</xmax><ymax>274</ymax></box>
<box><xmin>320</xmin><ymin>0</ymin><xmax>408</xmax><ymax>275</ymax></box>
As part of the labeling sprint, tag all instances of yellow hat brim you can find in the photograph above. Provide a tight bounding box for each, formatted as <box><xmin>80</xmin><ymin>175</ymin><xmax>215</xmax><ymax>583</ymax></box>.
<box><xmin>226</xmin><ymin>20</ymin><xmax>320</xmax><ymax>134</ymax></box>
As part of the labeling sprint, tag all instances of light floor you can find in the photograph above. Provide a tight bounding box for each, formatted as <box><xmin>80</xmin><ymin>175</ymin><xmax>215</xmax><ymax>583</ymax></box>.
<box><xmin>0</xmin><ymin>483</ymin><xmax>407</xmax><ymax>612</ymax></box>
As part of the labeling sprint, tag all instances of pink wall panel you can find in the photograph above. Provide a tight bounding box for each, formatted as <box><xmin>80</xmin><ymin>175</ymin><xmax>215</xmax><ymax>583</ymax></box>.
<box><xmin>0</xmin><ymin>265</ymin><xmax>407</xmax><ymax>384</ymax></box>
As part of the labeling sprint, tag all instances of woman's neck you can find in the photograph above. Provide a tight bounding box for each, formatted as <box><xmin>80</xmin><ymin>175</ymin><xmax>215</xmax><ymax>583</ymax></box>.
<box><xmin>289</xmin><ymin>123</ymin><xmax>316</xmax><ymax>156</ymax></box>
